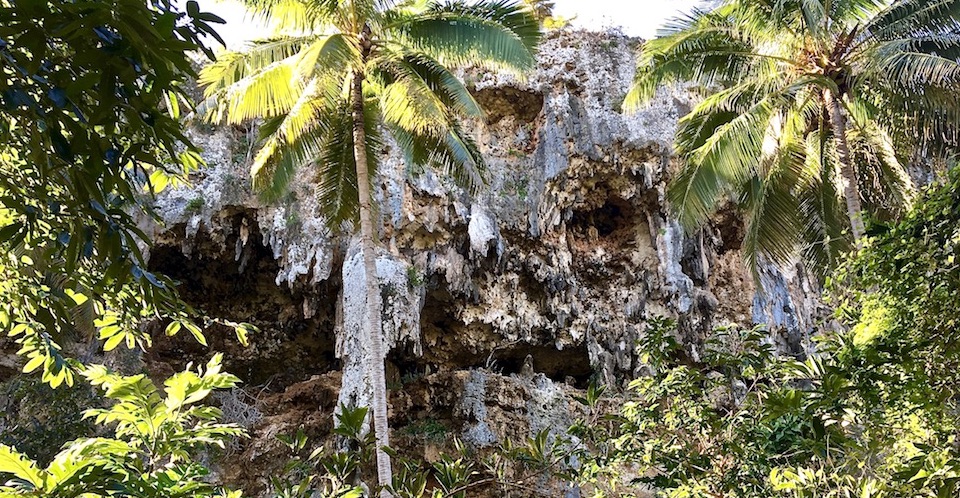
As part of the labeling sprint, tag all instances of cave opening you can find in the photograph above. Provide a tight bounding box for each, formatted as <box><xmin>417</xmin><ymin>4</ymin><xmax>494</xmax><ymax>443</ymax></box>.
<box><xmin>415</xmin><ymin>278</ymin><xmax>594</xmax><ymax>388</ymax></box>
<box><xmin>712</xmin><ymin>206</ymin><xmax>746</xmax><ymax>254</ymax></box>
<box><xmin>490</xmin><ymin>342</ymin><xmax>593</xmax><ymax>387</ymax></box>
<box><xmin>570</xmin><ymin>195</ymin><xmax>638</xmax><ymax>242</ymax></box>
<box><xmin>146</xmin><ymin>213</ymin><xmax>339</xmax><ymax>388</ymax></box>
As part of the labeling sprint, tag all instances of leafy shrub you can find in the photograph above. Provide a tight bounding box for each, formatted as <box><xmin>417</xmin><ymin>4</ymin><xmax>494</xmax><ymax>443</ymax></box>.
<box><xmin>0</xmin><ymin>0</ymin><xmax>232</xmax><ymax>388</ymax></box>
<box><xmin>571</xmin><ymin>256</ymin><xmax>960</xmax><ymax>498</ymax></box>
<box><xmin>0</xmin><ymin>354</ymin><xmax>244</xmax><ymax>498</ymax></box>
<box><xmin>0</xmin><ymin>376</ymin><xmax>99</xmax><ymax>466</ymax></box>
<box><xmin>568</xmin><ymin>169</ymin><xmax>960</xmax><ymax>498</ymax></box>
<box><xmin>270</xmin><ymin>407</ymin><xmax>370</xmax><ymax>498</ymax></box>
<box><xmin>270</xmin><ymin>406</ymin><xmax>586</xmax><ymax>498</ymax></box>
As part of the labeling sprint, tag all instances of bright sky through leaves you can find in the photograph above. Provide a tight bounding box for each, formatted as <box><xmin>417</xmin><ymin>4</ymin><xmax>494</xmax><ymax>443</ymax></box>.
<box><xmin>552</xmin><ymin>0</ymin><xmax>704</xmax><ymax>36</ymax></box>
<box><xmin>196</xmin><ymin>0</ymin><xmax>708</xmax><ymax>49</ymax></box>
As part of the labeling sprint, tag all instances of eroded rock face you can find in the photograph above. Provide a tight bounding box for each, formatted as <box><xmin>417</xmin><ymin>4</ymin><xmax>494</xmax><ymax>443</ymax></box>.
<box><xmin>138</xmin><ymin>29</ymin><xmax>828</xmax><ymax>494</ymax></box>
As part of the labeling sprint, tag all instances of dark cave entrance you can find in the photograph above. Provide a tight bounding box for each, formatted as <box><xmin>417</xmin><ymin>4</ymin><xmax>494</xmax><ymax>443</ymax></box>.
<box><xmin>570</xmin><ymin>195</ymin><xmax>638</xmax><ymax>242</ymax></box>
<box><xmin>145</xmin><ymin>212</ymin><xmax>339</xmax><ymax>387</ymax></box>
<box><xmin>409</xmin><ymin>278</ymin><xmax>594</xmax><ymax>388</ymax></box>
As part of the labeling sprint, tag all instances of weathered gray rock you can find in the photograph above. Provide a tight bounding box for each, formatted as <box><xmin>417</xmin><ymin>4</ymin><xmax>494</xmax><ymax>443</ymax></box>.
<box><xmin>335</xmin><ymin>243</ymin><xmax>422</xmax><ymax>423</ymax></box>
<box><xmin>139</xmin><ymin>30</ymin><xmax>827</xmax><ymax>490</ymax></box>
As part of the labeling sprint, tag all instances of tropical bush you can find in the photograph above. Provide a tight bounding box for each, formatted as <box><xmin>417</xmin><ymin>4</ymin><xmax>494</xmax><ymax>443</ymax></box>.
<box><xmin>0</xmin><ymin>3</ymin><xmax>262</xmax><ymax>494</ymax></box>
<box><xmin>0</xmin><ymin>354</ymin><xmax>244</xmax><ymax>498</ymax></box>
<box><xmin>564</xmin><ymin>169</ymin><xmax>960</xmax><ymax>497</ymax></box>
<box><xmin>564</xmin><ymin>319</ymin><xmax>957</xmax><ymax>497</ymax></box>
<box><xmin>0</xmin><ymin>0</ymin><xmax>260</xmax><ymax>391</ymax></box>
<box><xmin>0</xmin><ymin>376</ymin><xmax>99</xmax><ymax>466</ymax></box>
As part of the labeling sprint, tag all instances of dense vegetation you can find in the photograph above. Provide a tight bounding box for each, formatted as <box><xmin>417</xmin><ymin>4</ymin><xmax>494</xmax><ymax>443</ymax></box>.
<box><xmin>627</xmin><ymin>0</ymin><xmax>960</xmax><ymax>275</ymax></box>
<box><xmin>0</xmin><ymin>0</ymin><xmax>254</xmax><ymax>386</ymax></box>
<box><xmin>0</xmin><ymin>0</ymin><xmax>959</xmax><ymax>497</ymax></box>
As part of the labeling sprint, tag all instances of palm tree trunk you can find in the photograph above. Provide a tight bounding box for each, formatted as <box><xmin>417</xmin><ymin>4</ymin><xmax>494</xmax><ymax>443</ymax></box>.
<box><xmin>823</xmin><ymin>88</ymin><xmax>866</xmax><ymax>247</ymax></box>
<box><xmin>351</xmin><ymin>64</ymin><xmax>393</xmax><ymax>495</ymax></box>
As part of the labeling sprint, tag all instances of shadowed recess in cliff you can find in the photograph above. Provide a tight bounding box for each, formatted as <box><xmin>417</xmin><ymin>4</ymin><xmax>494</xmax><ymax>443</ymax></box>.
<box><xmin>569</xmin><ymin>195</ymin><xmax>637</xmax><ymax>241</ymax></box>
<box><xmin>471</xmin><ymin>86</ymin><xmax>544</xmax><ymax>125</ymax></box>
<box><xmin>147</xmin><ymin>212</ymin><xmax>340</xmax><ymax>386</ymax></box>
<box><xmin>415</xmin><ymin>276</ymin><xmax>593</xmax><ymax>386</ymax></box>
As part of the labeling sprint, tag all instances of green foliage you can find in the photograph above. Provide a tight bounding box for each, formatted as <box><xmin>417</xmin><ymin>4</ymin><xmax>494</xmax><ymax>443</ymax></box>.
<box><xmin>0</xmin><ymin>354</ymin><xmax>244</xmax><ymax>497</ymax></box>
<box><xmin>401</xmin><ymin>418</ymin><xmax>448</xmax><ymax>443</ymax></box>
<box><xmin>198</xmin><ymin>0</ymin><xmax>542</xmax><ymax>225</ymax></box>
<box><xmin>269</xmin><ymin>406</ymin><xmax>587</xmax><ymax>498</ymax></box>
<box><xmin>0</xmin><ymin>0</ymin><xmax>252</xmax><ymax>387</ymax></box>
<box><xmin>571</xmin><ymin>294</ymin><xmax>960</xmax><ymax>497</ymax></box>
<box><xmin>0</xmin><ymin>376</ymin><xmax>99</xmax><ymax>466</ymax></box>
<box><xmin>522</xmin><ymin>0</ymin><xmax>554</xmax><ymax>22</ymax></box>
<box><xmin>577</xmin><ymin>319</ymin><xmax>806</xmax><ymax>497</ymax></box>
<box><xmin>521</xmin><ymin>0</ymin><xmax>571</xmax><ymax>29</ymax></box>
<box><xmin>405</xmin><ymin>265</ymin><xmax>424</xmax><ymax>288</ymax></box>
<box><xmin>185</xmin><ymin>196</ymin><xmax>206</xmax><ymax>214</ymax></box>
<box><xmin>625</xmin><ymin>0</ymin><xmax>960</xmax><ymax>276</ymax></box>
<box><xmin>834</xmin><ymin>166</ymin><xmax>960</xmax><ymax>402</ymax></box>
<box><xmin>270</xmin><ymin>407</ymin><xmax>369</xmax><ymax>498</ymax></box>
<box><xmin>388</xmin><ymin>439</ymin><xmax>479</xmax><ymax>498</ymax></box>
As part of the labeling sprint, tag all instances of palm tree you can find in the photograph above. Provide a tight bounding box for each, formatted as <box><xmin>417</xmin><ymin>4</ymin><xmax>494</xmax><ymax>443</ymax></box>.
<box><xmin>625</xmin><ymin>0</ymin><xmax>960</xmax><ymax>274</ymax></box>
<box><xmin>198</xmin><ymin>0</ymin><xmax>540</xmax><ymax>492</ymax></box>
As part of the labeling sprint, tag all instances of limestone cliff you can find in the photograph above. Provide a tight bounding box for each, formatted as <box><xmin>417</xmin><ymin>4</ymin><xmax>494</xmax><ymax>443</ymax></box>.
<box><xmin>139</xmin><ymin>29</ymin><xmax>827</xmax><ymax>494</ymax></box>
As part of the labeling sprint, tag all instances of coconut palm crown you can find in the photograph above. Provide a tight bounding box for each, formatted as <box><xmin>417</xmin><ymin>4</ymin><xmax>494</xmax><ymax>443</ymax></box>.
<box><xmin>201</xmin><ymin>0</ymin><xmax>540</xmax><ymax>217</ymax></box>
<box><xmin>197</xmin><ymin>0</ymin><xmax>541</xmax><ymax>493</ymax></box>
<box><xmin>626</xmin><ymin>0</ymin><xmax>960</xmax><ymax>276</ymax></box>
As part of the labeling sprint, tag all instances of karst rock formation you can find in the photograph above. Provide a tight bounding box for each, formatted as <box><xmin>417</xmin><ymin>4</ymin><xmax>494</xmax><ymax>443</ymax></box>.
<box><xmin>139</xmin><ymin>30</ymin><xmax>825</xmax><ymax>494</ymax></box>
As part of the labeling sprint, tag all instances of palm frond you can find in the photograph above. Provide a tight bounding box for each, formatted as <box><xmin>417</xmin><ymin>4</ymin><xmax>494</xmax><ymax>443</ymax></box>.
<box><xmin>853</xmin><ymin>75</ymin><xmax>960</xmax><ymax>156</ymax></box>
<box><xmin>844</xmin><ymin>96</ymin><xmax>915</xmax><ymax>210</ymax></box>
<box><xmin>866</xmin><ymin>45</ymin><xmax>960</xmax><ymax>89</ymax></box>
<box><xmin>292</xmin><ymin>33</ymin><xmax>361</xmax><ymax>81</ymax></box>
<box><xmin>794</xmin><ymin>0</ymin><xmax>828</xmax><ymax>38</ymax></box>
<box><xmin>911</xmin><ymin>34</ymin><xmax>960</xmax><ymax>60</ymax></box>
<box><xmin>314</xmin><ymin>97</ymin><xmax>383</xmax><ymax>228</ymax></box>
<box><xmin>250</xmin><ymin>116</ymin><xmax>322</xmax><ymax>202</ymax></box>
<box><xmin>376</xmin><ymin>49</ymin><xmax>483</xmax><ymax>117</ymax></box>
<box><xmin>666</xmin><ymin>156</ymin><xmax>735</xmax><ymax>233</ymax></box>
<box><xmin>249</xmin><ymin>78</ymin><xmax>333</xmax><ymax>201</ymax></box>
<box><xmin>624</xmin><ymin>11</ymin><xmax>790</xmax><ymax>109</ymax></box>
<box><xmin>436</xmin><ymin>121</ymin><xmax>486</xmax><ymax>192</ymax></box>
<box><xmin>389</xmin><ymin>119</ymin><xmax>486</xmax><ymax>193</ymax></box>
<box><xmin>198</xmin><ymin>53</ymin><xmax>305</xmax><ymax>124</ymax></box>
<box><xmin>198</xmin><ymin>35</ymin><xmax>317</xmax><ymax>94</ymax></box>
<box><xmin>237</xmin><ymin>0</ymin><xmax>341</xmax><ymax>33</ymax></box>
<box><xmin>739</xmin><ymin>142</ymin><xmax>805</xmax><ymax>279</ymax></box>
<box><xmin>827</xmin><ymin>0</ymin><xmax>888</xmax><ymax>24</ymax></box>
<box><xmin>203</xmin><ymin>0</ymin><xmax>535</xmax><ymax>230</ymax></box>
<box><xmin>668</xmin><ymin>86</ymin><xmax>788</xmax><ymax>230</ymax></box>
<box><xmin>797</xmin><ymin>131</ymin><xmax>849</xmax><ymax>276</ymax></box>
<box><xmin>390</xmin><ymin>0</ymin><xmax>541</xmax><ymax>73</ymax></box>
<box><xmin>864</xmin><ymin>0</ymin><xmax>960</xmax><ymax>42</ymax></box>
<box><xmin>629</xmin><ymin>0</ymin><xmax>958</xmax><ymax>281</ymax></box>
<box><xmin>374</xmin><ymin>58</ymin><xmax>454</xmax><ymax>135</ymax></box>
<box><xmin>198</xmin><ymin>33</ymin><xmax>359</xmax><ymax>126</ymax></box>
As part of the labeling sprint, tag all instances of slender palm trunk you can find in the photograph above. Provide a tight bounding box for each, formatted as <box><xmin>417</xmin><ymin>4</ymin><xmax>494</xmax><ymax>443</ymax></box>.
<box><xmin>823</xmin><ymin>88</ymin><xmax>866</xmax><ymax>247</ymax></box>
<box><xmin>351</xmin><ymin>38</ymin><xmax>393</xmax><ymax>494</ymax></box>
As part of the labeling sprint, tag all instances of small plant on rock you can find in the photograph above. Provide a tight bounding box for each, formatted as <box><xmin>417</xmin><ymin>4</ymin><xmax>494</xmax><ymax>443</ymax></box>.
<box><xmin>185</xmin><ymin>196</ymin><xmax>205</xmax><ymax>214</ymax></box>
